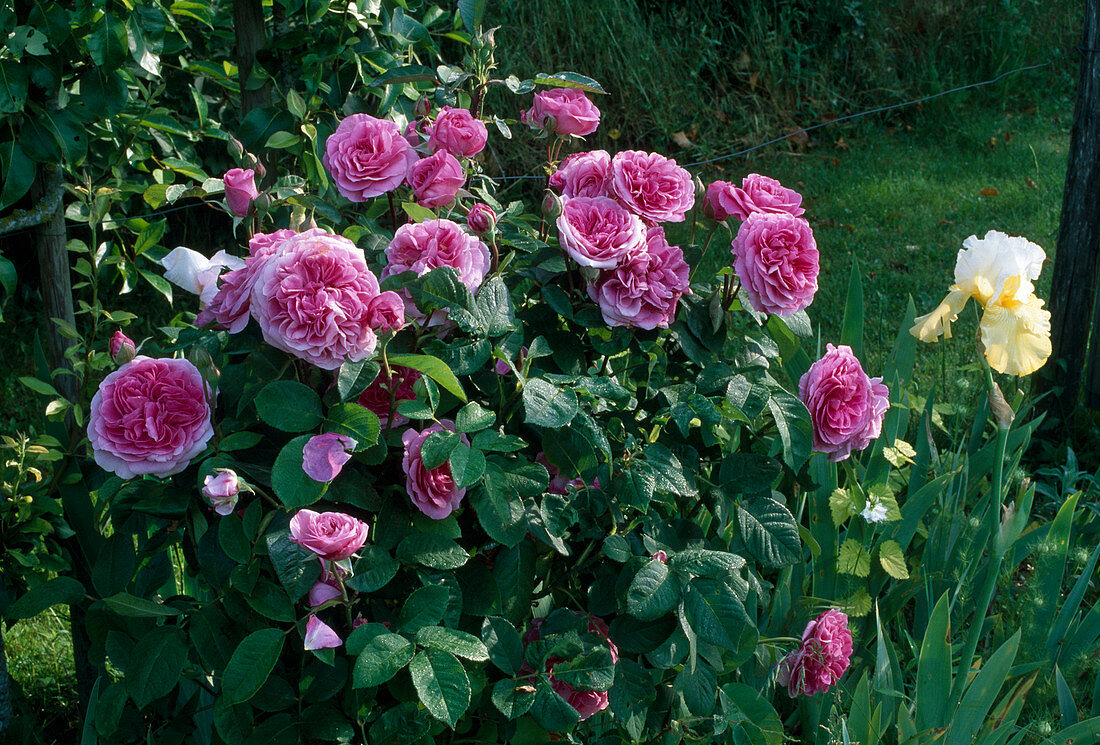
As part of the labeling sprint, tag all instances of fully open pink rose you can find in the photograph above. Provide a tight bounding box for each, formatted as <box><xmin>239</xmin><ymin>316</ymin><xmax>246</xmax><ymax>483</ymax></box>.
<box><xmin>428</xmin><ymin>106</ymin><xmax>488</xmax><ymax>158</ymax></box>
<box><xmin>777</xmin><ymin>610</ymin><xmax>853</xmax><ymax>696</ymax></box>
<box><xmin>466</xmin><ymin>203</ymin><xmax>497</xmax><ymax>235</ymax></box>
<box><xmin>382</xmin><ymin>219</ymin><xmax>490</xmax><ymax>294</ymax></box>
<box><xmin>732</xmin><ymin>212</ymin><xmax>819</xmax><ymax>315</ymax></box>
<box><xmin>202</xmin><ymin>469</ymin><xmax>240</xmax><ymax>515</ymax></box>
<box><xmin>289</xmin><ymin>509</ymin><xmax>369</xmax><ymax>561</ymax></box>
<box><xmin>304</xmin><ymin>615</ymin><xmax>342</xmax><ymax>650</ymax></box>
<box><xmin>366</xmin><ymin>291</ymin><xmax>406</xmax><ymax>333</ymax></box>
<box><xmin>720</xmin><ymin>173</ymin><xmax>805</xmax><ymax>222</ymax></box>
<box><xmin>324</xmin><ymin>114</ymin><xmax>418</xmax><ymax>202</ymax></box>
<box><xmin>556</xmin><ymin>196</ymin><xmax>646</xmax><ymax>269</ymax></box>
<box><xmin>611</xmin><ymin>150</ymin><xmax>695</xmax><ymax>224</ymax></box>
<box><xmin>224</xmin><ymin>168</ymin><xmax>259</xmax><ymax>217</ymax></box>
<box><xmin>521</xmin><ymin>88</ymin><xmax>600</xmax><ymax>136</ymax></box>
<box><xmin>88</xmin><ymin>356</ymin><xmax>214</xmax><ymax>479</ymax></box>
<box><xmin>402</xmin><ymin>421</ymin><xmax>469</xmax><ymax>519</ymax></box>
<box><xmin>798</xmin><ymin>344</ymin><xmax>889</xmax><ymax>462</ymax></box>
<box><xmin>550</xmin><ymin>150</ymin><xmax>613</xmax><ymax>199</ymax></box>
<box><xmin>302</xmin><ymin>433</ymin><xmax>357</xmax><ymax>482</ymax></box>
<box><xmin>587</xmin><ymin>226</ymin><xmax>691</xmax><ymax>330</ymax></box>
<box><xmin>251</xmin><ymin>229</ymin><xmax>383</xmax><ymax>369</ymax></box>
<box><xmin>357</xmin><ymin>366</ymin><xmax>421</xmax><ymax>427</ymax></box>
<box><xmin>202</xmin><ymin>230</ymin><xmax>297</xmax><ymax>333</ymax></box>
<box><xmin>408</xmin><ymin>149</ymin><xmax>465</xmax><ymax>208</ymax></box>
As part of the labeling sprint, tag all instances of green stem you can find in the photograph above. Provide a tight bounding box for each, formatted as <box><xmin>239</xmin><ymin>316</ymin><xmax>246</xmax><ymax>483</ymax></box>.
<box><xmin>688</xmin><ymin>224</ymin><xmax>722</xmax><ymax>283</ymax></box>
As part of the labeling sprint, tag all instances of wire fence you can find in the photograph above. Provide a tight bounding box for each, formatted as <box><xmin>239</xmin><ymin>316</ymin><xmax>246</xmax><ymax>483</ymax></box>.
<box><xmin>1</xmin><ymin>47</ymin><xmax>1076</xmax><ymax>240</ymax></box>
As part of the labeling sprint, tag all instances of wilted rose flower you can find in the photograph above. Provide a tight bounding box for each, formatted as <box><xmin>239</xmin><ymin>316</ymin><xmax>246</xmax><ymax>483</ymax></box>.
<box><xmin>708</xmin><ymin>174</ymin><xmax>805</xmax><ymax>223</ymax></box>
<box><xmin>160</xmin><ymin>247</ymin><xmax>245</xmax><ymax>305</ymax></box>
<box><xmin>109</xmin><ymin>330</ymin><xmax>136</xmax><ymax>365</ymax></box>
<box><xmin>357</xmin><ymin>366</ymin><xmax>422</xmax><ymax>428</ymax></box>
<box><xmin>732</xmin><ymin>212</ymin><xmax>819</xmax><ymax>315</ymax></box>
<box><xmin>88</xmin><ymin>356</ymin><xmax>214</xmax><ymax>479</ymax></box>
<box><xmin>323</xmin><ymin>114</ymin><xmax>419</xmax><ymax>202</ymax></box>
<box><xmin>408</xmin><ymin>149</ymin><xmax>465</xmax><ymax>209</ymax></box>
<box><xmin>223</xmin><ymin>168</ymin><xmax>259</xmax><ymax>217</ymax></box>
<box><xmin>556</xmin><ymin>196</ymin><xmax>646</xmax><ymax>269</ymax></box>
<box><xmin>587</xmin><ymin>226</ymin><xmax>691</xmax><ymax>330</ymax></box>
<box><xmin>466</xmin><ymin>203</ymin><xmax>497</xmax><ymax>235</ymax></box>
<box><xmin>202</xmin><ymin>469</ymin><xmax>240</xmax><ymax>516</ymax></box>
<box><xmin>302</xmin><ymin>433</ymin><xmax>357</xmax><ymax>482</ymax></box>
<box><xmin>303</xmin><ymin>615</ymin><xmax>342</xmax><ymax>650</ymax></box>
<box><xmin>777</xmin><ymin>610</ymin><xmax>853</xmax><ymax>696</ymax></box>
<box><xmin>549</xmin><ymin>150</ymin><xmax>613</xmax><ymax>199</ymax></box>
<box><xmin>523</xmin><ymin>613</ymin><xmax>617</xmax><ymax>720</ymax></box>
<box><xmin>402</xmin><ymin>421</ymin><xmax>469</xmax><ymax>519</ymax></box>
<box><xmin>201</xmin><ymin>230</ymin><xmax>297</xmax><ymax>333</ymax></box>
<box><xmin>798</xmin><ymin>344</ymin><xmax>889</xmax><ymax>462</ymax></box>
<box><xmin>610</xmin><ymin>150</ymin><xmax>695</xmax><ymax>224</ymax></box>
<box><xmin>289</xmin><ymin>508</ymin><xmax>369</xmax><ymax>562</ymax></box>
<box><xmin>251</xmin><ymin>229</ymin><xmax>383</xmax><ymax>369</ymax></box>
<box><xmin>308</xmin><ymin>576</ymin><xmax>343</xmax><ymax>608</ymax></box>
<box><xmin>366</xmin><ymin>291</ymin><xmax>406</xmax><ymax>333</ymax></box>
<box><xmin>521</xmin><ymin>88</ymin><xmax>600</xmax><ymax>136</ymax></box>
<box><xmin>382</xmin><ymin>219</ymin><xmax>490</xmax><ymax>294</ymax></box>
<box><xmin>428</xmin><ymin>106</ymin><xmax>488</xmax><ymax>158</ymax></box>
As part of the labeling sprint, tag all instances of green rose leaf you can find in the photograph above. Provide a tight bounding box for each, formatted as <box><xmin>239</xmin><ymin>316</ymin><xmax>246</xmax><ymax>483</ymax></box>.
<box><xmin>737</xmin><ymin>497</ymin><xmax>801</xmax><ymax>568</ymax></box>
<box><xmin>254</xmin><ymin>381</ymin><xmax>324</xmax><ymax>432</ymax></box>
<box><xmin>271</xmin><ymin>436</ymin><xmax>326</xmax><ymax>509</ymax></box>
<box><xmin>415</xmin><ymin>626</ymin><xmax>490</xmax><ymax>662</ymax></box>
<box><xmin>222</xmin><ymin>628</ymin><xmax>285</xmax><ymax>705</ymax></box>
<box><xmin>409</xmin><ymin>648</ymin><xmax>472</xmax><ymax>727</ymax></box>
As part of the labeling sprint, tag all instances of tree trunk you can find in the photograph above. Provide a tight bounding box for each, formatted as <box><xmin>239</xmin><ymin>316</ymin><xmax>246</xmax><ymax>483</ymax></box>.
<box><xmin>234</xmin><ymin>0</ymin><xmax>270</xmax><ymax>118</ymax></box>
<box><xmin>0</xmin><ymin>624</ymin><xmax>11</xmax><ymax>736</ymax></box>
<box><xmin>33</xmin><ymin>166</ymin><xmax>77</xmax><ymax>404</ymax></box>
<box><xmin>1041</xmin><ymin>0</ymin><xmax>1100</xmax><ymax>415</ymax></box>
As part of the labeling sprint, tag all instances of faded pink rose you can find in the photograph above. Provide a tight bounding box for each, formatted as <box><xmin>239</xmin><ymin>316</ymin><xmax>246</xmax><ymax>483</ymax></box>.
<box><xmin>549</xmin><ymin>150</ymin><xmax>612</xmax><ymax>199</ymax></box>
<box><xmin>289</xmin><ymin>508</ymin><xmax>369</xmax><ymax>562</ymax></box>
<box><xmin>611</xmin><ymin>150</ymin><xmax>695</xmax><ymax>224</ymax></box>
<box><xmin>732</xmin><ymin>212</ymin><xmax>819</xmax><ymax>315</ymax></box>
<box><xmin>304</xmin><ymin>615</ymin><xmax>342</xmax><ymax>650</ymax></box>
<box><xmin>408</xmin><ymin>149</ymin><xmax>465</xmax><ymax>209</ymax></box>
<box><xmin>110</xmin><ymin>330</ymin><xmax>136</xmax><ymax>364</ymax></box>
<box><xmin>721</xmin><ymin>173</ymin><xmax>805</xmax><ymax>222</ymax></box>
<box><xmin>587</xmin><ymin>226</ymin><xmax>691</xmax><ymax>330</ymax></box>
<box><xmin>88</xmin><ymin>356</ymin><xmax>214</xmax><ymax>479</ymax></box>
<box><xmin>202</xmin><ymin>469</ymin><xmax>240</xmax><ymax>516</ymax></box>
<box><xmin>556</xmin><ymin>196</ymin><xmax>646</xmax><ymax>269</ymax></box>
<box><xmin>366</xmin><ymin>291</ymin><xmax>406</xmax><ymax>333</ymax></box>
<box><xmin>524</xmin><ymin>613</ymin><xmax>616</xmax><ymax>720</ymax></box>
<box><xmin>521</xmin><ymin>88</ymin><xmax>600</xmax><ymax>136</ymax></box>
<box><xmin>201</xmin><ymin>229</ymin><xmax>297</xmax><ymax>333</ymax></box>
<box><xmin>429</xmin><ymin>106</ymin><xmax>488</xmax><ymax>158</ymax></box>
<box><xmin>323</xmin><ymin>114</ymin><xmax>418</xmax><ymax>202</ymax></box>
<box><xmin>466</xmin><ymin>203</ymin><xmax>497</xmax><ymax>235</ymax></box>
<box><xmin>401</xmin><ymin>421</ymin><xmax>469</xmax><ymax>520</ymax></box>
<box><xmin>798</xmin><ymin>344</ymin><xmax>889</xmax><ymax>462</ymax></box>
<box><xmin>161</xmin><ymin>247</ymin><xmax>245</xmax><ymax>305</ymax></box>
<box><xmin>251</xmin><ymin>229</ymin><xmax>383</xmax><ymax>369</ymax></box>
<box><xmin>224</xmin><ymin>168</ymin><xmax>259</xmax><ymax>217</ymax></box>
<box><xmin>777</xmin><ymin>610</ymin><xmax>853</xmax><ymax>696</ymax></box>
<box><xmin>302</xmin><ymin>433</ymin><xmax>357</xmax><ymax>482</ymax></box>
<box><xmin>382</xmin><ymin>219</ymin><xmax>490</xmax><ymax>294</ymax></box>
<box><xmin>357</xmin><ymin>366</ymin><xmax>421</xmax><ymax>428</ymax></box>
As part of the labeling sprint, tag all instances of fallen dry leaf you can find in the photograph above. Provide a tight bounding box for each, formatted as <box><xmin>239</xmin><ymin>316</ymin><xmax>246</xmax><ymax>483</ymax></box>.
<box><xmin>980</xmin><ymin>187</ymin><xmax>998</xmax><ymax>196</ymax></box>
<box><xmin>1025</xmin><ymin>176</ymin><xmax>1038</xmax><ymax>190</ymax></box>
<box><xmin>835</xmin><ymin>136</ymin><xmax>850</xmax><ymax>151</ymax></box>
<box><xmin>671</xmin><ymin>131</ymin><xmax>693</xmax><ymax>149</ymax></box>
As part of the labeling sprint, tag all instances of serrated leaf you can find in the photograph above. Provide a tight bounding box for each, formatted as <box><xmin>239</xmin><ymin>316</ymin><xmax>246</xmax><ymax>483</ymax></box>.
<box><xmin>532</xmin><ymin>71</ymin><xmax>606</xmax><ymax>94</ymax></box>
<box><xmin>396</xmin><ymin>534</ymin><xmax>469</xmax><ymax>569</ymax></box>
<box><xmin>737</xmin><ymin>498</ymin><xmax>800</xmax><ymax>568</ymax></box>
<box><xmin>481</xmin><ymin>616</ymin><xmax>524</xmax><ymax>674</ymax></box>
<box><xmin>387</xmin><ymin>353</ymin><xmax>466</xmax><ymax>403</ymax></box>
<box><xmin>878</xmin><ymin>540</ymin><xmax>908</xmax><ymax>579</ymax></box>
<box><xmin>353</xmin><ymin>632</ymin><xmax>414</xmax><ymax>688</ymax></box>
<box><xmin>491</xmin><ymin>679</ymin><xmax>535</xmax><ymax>718</ymax></box>
<box><xmin>838</xmin><ymin>539</ymin><xmax>872</xmax><ymax>577</ymax></box>
<box><xmin>416</xmin><ymin>626</ymin><xmax>489</xmax><ymax>661</ymax></box>
<box><xmin>254</xmin><ymin>381</ymin><xmax>323</xmax><ymax>432</ymax></box>
<box><xmin>830</xmin><ymin>488</ymin><xmax>859</xmax><ymax>526</ymax></box>
<box><xmin>681</xmin><ymin>578</ymin><xmax>746</xmax><ymax>651</ymax></box>
<box><xmin>522</xmin><ymin>378</ymin><xmax>577</xmax><ymax>428</ymax></box>
<box><xmin>409</xmin><ymin>649</ymin><xmax>471</xmax><ymax>727</ymax></box>
<box><xmin>626</xmin><ymin>559</ymin><xmax>680</xmax><ymax>621</ymax></box>
<box><xmin>222</xmin><ymin>628</ymin><xmax>284</xmax><ymax>705</ymax></box>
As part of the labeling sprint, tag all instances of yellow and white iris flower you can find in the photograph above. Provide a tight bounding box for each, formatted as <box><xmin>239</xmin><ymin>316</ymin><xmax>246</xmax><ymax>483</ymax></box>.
<box><xmin>911</xmin><ymin>231</ymin><xmax>1051</xmax><ymax>376</ymax></box>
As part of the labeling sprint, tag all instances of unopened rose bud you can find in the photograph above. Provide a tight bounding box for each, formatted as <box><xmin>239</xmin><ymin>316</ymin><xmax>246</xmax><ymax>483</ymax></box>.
<box><xmin>110</xmin><ymin>330</ymin><xmax>136</xmax><ymax>365</ymax></box>
<box><xmin>467</xmin><ymin>203</ymin><xmax>497</xmax><ymax>235</ymax></box>
<box><xmin>253</xmin><ymin>192</ymin><xmax>273</xmax><ymax>214</ymax></box>
<box><xmin>414</xmin><ymin>97</ymin><xmax>433</xmax><ymax>119</ymax></box>
<box><xmin>989</xmin><ymin>382</ymin><xmax>1015</xmax><ymax>430</ymax></box>
<box><xmin>202</xmin><ymin>469</ymin><xmax>241</xmax><ymax>516</ymax></box>
<box><xmin>693</xmin><ymin>175</ymin><xmax>705</xmax><ymax>201</ymax></box>
<box><xmin>541</xmin><ymin>190</ymin><xmax>563</xmax><ymax>219</ymax></box>
<box><xmin>652</xmin><ymin>550</ymin><xmax>668</xmax><ymax>563</ymax></box>
<box><xmin>540</xmin><ymin>113</ymin><xmax>557</xmax><ymax>133</ymax></box>
<box><xmin>227</xmin><ymin>138</ymin><xmax>245</xmax><ymax>160</ymax></box>
<box><xmin>223</xmin><ymin>168</ymin><xmax>259</xmax><ymax>217</ymax></box>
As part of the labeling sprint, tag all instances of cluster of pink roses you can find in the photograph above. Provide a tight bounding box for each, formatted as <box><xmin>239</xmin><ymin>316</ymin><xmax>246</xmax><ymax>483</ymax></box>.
<box><xmin>550</xmin><ymin>149</ymin><xmax>693</xmax><ymax>330</ymax></box>
<box><xmin>704</xmin><ymin>173</ymin><xmax>819</xmax><ymax>316</ymax></box>
<box><xmin>777</xmin><ymin>609</ymin><xmax>853</xmax><ymax>697</ymax></box>
<box><xmin>523</xmin><ymin>614</ymin><xmax>618</xmax><ymax>721</ymax></box>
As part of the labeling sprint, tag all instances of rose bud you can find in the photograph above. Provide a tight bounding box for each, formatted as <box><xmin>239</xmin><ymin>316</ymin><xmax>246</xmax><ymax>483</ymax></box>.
<box><xmin>227</xmin><ymin>137</ymin><xmax>245</xmax><ymax>160</ymax></box>
<box><xmin>541</xmin><ymin>190</ymin><xmax>563</xmax><ymax>220</ymax></box>
<box><xmin>223</xmin><ymin>168</ymin><xmax>259</xmax><ymax>217</ymax></box>
<box><xmin>467</xmin><ymin>203</ymin><xmax>497</xmax><ymax>235</ymax></box>
<box><xmin>414</xmin><ymin>97</ymin><xmax>433</xmax><ymax>119</ymax></box>
<box><xmin>202</xmin><ymin>469</ymin><xmax>241</xmax><ymax>516</ymax></box>
<box><xmin>109</xmin><ymin>330</ymin><xmax>136</xmax><ymax>365</ymax></box>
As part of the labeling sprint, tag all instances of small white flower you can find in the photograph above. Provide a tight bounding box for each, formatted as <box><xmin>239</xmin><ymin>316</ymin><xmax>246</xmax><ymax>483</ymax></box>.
<box><xmin>860</xmin><ymin>501</ymin><xmax>888</xmax><ymax>524</ymax></box>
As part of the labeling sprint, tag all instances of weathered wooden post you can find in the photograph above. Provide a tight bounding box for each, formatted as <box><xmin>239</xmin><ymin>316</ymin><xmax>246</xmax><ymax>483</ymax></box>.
<box><xmin>234</xmin><ymin>0</ymin><xmax>271</xmax><ymax>118</ymax></box>
<box><xmin>1042</xmin><ymin>0</ymin><xmax>1100</xmax><ymax>416</ymax></box>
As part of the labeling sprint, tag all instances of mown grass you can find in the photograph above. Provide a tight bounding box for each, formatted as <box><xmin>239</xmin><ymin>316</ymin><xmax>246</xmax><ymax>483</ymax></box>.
<box><xmin>4</xmin><ymin>609</ymin><xmax>79</xmax><ymax>743</ymax></box>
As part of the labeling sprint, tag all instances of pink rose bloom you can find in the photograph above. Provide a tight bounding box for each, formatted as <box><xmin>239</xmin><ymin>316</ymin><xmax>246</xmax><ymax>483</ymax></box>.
<box><xmin>251</xmin><ymin>229</ymin><xmax>383</xmax><ymax>369</ymax></box>
<box><xmin>777</xmin><ymin>610</ymin><xmax>853</xmax><ymax>696</ymax></box>
<box><xmin>224</xmin><ymin>168</ymin><xmax>259</xmax><ymax>217</ymax></box>
<box><xmin>652</xmin><ymin>550</ymin><xmax>668</xmax><ymax>563</ymax></box>
<box><xmin>289</xmin><ymin>508</ymin><xmax>369</xmax><ymax>562</ymax></box>
<box><xmin>366</xmin><ymin>291</ymin><xmax>406</xmax><ymax>333</ymax></box>
<box><xmin>610</xmin><ymin>150</ymin><xmax>695</xmax><ymax>224</ymax></box>
<box><xmin>408</xmin><ymin>149</ymin><xmax>465</xmax><ymax>209</ymax></box>
<box><xmin>556</xmin><ymin>196</ymin><xmax>646</xmax><ymax>269</ymax></box>
<box><xmin>404</xmin><ymin>119</ymin><xmax>433</xmax><ymax>147</ymax></box>
<box><xmin>428</xmin><ymin>106</ymin><xmax>488</xmax><ymax>158</ymax></box>
<box><xmin>302</xmin><ymin>433</ymin><xmax>357</xmax><ymax>482</ymax></box>
<box><xmin>88</xmin><ymin>356</ymin><xmax>214</xmax><ymax>479</ymax></box>
<box><xmin>109</xmin><ymin>330</ymin><xmax>136</xmax><ymax>364</ymax></box>
<box><xmin>534</xmin><ymin>452</ymin><xmax>592</xmax><ymax>495</ymax></box>
<box><xmin>549</xmin><ymin>150</ymin><xmax>613</xmax><ymax>199</ymax></box>
<box><xmin>466</xmin><ymin>203</ymin><xmax>497</xmax><ymax>235</ymax></box>
<box><xmin>401</xmin><ymin>421</ymin><xmax>469</xmax><ymax>520</ymax></box>
<box><xmin>723</xmin><ymin>173</ymin><xmax>805</xmax><ymax>222</ymax></box>
<box><xmin>798</xmin><ymin>344</ymin><xmax>889</xmax><ymax>462</ymax></box>
<box><xmin>382</xmin><ymin>219</ymin><xmax>490</xmax><ymax>294</ymax></box>
<box><xmin>732</xmin><ymin>212</ymin><xmax>819</xmax><ymax>315</ymax></box>
<box><xmin>587</xmin><ymin>226</ymin><xmax>691</xmax><ymax>330</ymax></box>
<box><xmin>308</xmin><ymin>577</ymin><xmax>343</xmax><ymax>608</ymax></box>
<box><xmin>524</xmin><ymin>613</ymin><xmax>616</xmax><ymax>720</ymax></box>
<box><xmin>521</xmin><ymin>88</ymin><xmax>600</xmax><ymax>136</ymax></box>
<box><xmin>303</xmin><ymin>615</ymin><xmax>342</xmax><ymax>650</ymax></box>
<box><xmin>201</xmin><ymin>230</ymin><xmax>297</xmax><ymax>333</ymax></box>
<box><xmin>358</xmin><ymin>366</ymin><xmax>421</xmax><ymax>428</ymax></box>
<box><xmin>324</xmin><ymin>114</ymin><xmax>419</xmax><ymax>202</ymax></box>
<box><xmin>202</xmin><ymin>469</ymin><xmax>240</xmax><ymax>516</ymax></box>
